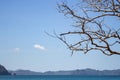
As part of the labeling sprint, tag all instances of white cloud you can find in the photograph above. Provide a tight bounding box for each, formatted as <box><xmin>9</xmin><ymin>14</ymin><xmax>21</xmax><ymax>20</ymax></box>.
<box><xmin>34</xmin><ymin>44</ymin><xmax>45</xmax><ymax>50</ymax></box>
<box><xmin>14</xmin><ymin>48</ymin><xmax>20</xmax><ymax>53</ymax></box>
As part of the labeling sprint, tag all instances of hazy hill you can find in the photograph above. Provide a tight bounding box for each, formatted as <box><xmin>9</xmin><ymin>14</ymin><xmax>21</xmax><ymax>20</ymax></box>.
<box><xmin>10</xmin><ymin>70</ymin><xmax>42</xmax><ymax>75</ymax></box>
<box><xmin>10</xmin><ymin>68</ymin><xmax>120</xmax><ymax>76</ymax></box>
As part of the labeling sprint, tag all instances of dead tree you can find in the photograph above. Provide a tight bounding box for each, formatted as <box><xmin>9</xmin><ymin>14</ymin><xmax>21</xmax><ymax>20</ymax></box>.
<box><xmin>57</xmin><ymin>0</ymin><xmax>120</xmax><ymax>56</ymax></box>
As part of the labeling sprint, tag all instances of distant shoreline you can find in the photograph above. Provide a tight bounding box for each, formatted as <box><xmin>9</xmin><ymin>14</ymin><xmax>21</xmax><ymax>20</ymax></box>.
<box><xmin>9</xmin><ymin>68</ymin><xmax>120</xmax><ymax>76</ymax></box>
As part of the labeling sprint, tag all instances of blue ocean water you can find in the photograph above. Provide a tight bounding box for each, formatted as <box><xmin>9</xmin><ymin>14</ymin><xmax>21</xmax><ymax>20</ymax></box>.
<box><xmin>0</xmin><ymin>75</ymin><xmax>120</xmax><ymax>80</ymax></box>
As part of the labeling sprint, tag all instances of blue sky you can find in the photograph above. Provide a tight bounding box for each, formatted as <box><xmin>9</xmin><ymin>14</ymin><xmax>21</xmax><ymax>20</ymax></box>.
<box><xmin>0</xmin><ymin>0</ymin><xmax>120</xmax><ymax>72</ymax></box>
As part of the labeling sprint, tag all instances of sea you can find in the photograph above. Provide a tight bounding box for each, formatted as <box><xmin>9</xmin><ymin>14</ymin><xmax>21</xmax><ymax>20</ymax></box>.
<box><xmin>0</xmin><ymin>75</ymin><xmax>120</xmax><ymax>80</ymax></box>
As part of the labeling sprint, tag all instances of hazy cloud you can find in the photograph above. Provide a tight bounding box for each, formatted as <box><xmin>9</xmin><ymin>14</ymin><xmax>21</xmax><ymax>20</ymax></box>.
<box><xmin>14</xmin><ymin>48</ymin><xmax>20</xmax><ymax>53</ymax></box>
<box><xmin>34</xmin><ymin>44</ymin><xmax>45</xmax><ymax>50</ymax></box>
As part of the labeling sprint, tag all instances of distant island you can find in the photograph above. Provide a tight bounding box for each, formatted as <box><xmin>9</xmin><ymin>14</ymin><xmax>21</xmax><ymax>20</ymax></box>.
<box><xmin>10</xmin><ymin>68</ymin><xmax>120</xmax><ymax>76</ymax></box>
<box><xmin>0</xmin><ymin>64</ymin><xmax>11</xmax><ymax>75</ymax></box>
<box><xmin>0</xmin><ymin>64</ymin><xmax>120</xmax><ymax>76</ymax></box>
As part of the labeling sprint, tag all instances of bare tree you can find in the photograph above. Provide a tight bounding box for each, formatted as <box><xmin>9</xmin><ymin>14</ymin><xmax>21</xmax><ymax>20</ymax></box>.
<box><xmin>57</xmin><ymin>0</ymin><xmax>120</xmax><ymax>56</ymax></box>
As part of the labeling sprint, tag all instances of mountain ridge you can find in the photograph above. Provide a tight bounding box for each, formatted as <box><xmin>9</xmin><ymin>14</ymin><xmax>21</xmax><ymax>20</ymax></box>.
<box><xmin>9</xmin><ymin>68</ymin><xmax>120</xmax><ymax>76</ymax></box>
